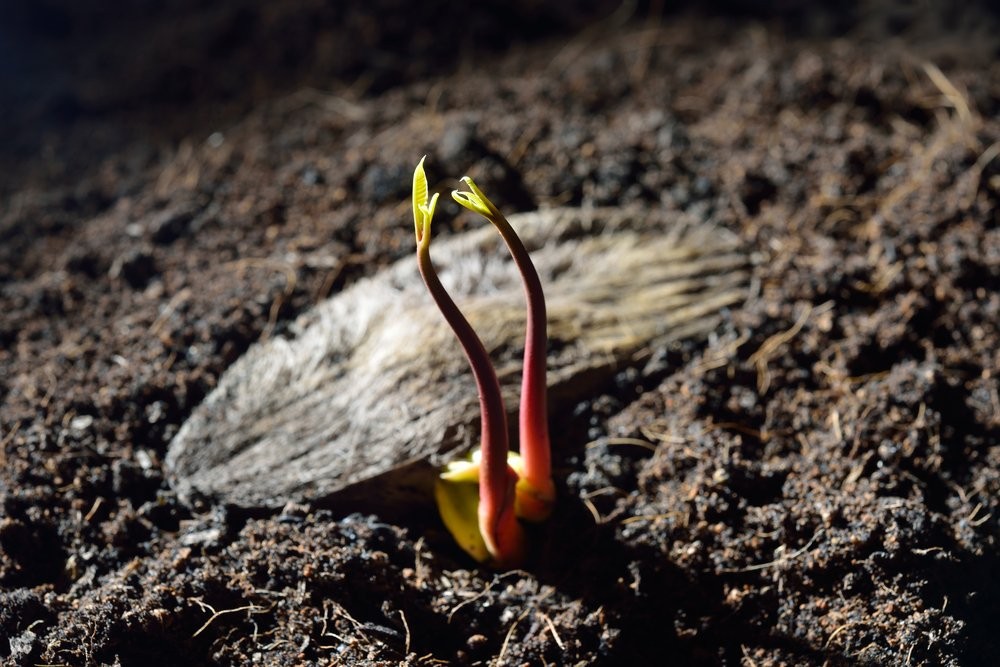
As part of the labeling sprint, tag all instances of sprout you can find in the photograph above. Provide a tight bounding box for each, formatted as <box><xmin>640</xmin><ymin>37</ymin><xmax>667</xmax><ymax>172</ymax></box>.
<box><xmin>453</xmin><ymin>177</ymin><xmax>554</xmax><ymax>522</ymax></box>
<box><xmin>413</xmin><ymin>158</ymin><xmax>525</xmax><ymax>567</ymax></box>
<box><xmin>414</xmin><ymin>157</ymin><xmax>556</xmax><ymax>567</ymax></box>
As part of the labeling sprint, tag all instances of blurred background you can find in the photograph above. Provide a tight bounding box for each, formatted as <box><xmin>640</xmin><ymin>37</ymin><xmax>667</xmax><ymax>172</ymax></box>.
<box><xmin>2</xmin><ymin>0</ymin><xmax>997</xmax><ymax>199</ymax></box>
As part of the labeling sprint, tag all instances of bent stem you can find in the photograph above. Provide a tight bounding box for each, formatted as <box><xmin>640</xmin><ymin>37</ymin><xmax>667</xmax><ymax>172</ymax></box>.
<box><xmin>413</xmin><ymin>158</ymin><xmax>523</xmax><ymax>567</ymax></box>
<box><xmin>453</xmin><ymin>177</ymin><xmax>554</xmax><ymax>521</ymax></box>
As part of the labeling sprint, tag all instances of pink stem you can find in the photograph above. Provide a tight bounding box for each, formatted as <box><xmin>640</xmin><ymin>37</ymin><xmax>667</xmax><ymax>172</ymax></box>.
<box><xmin>485</xmin><ymin>214</ymin><xmax>551</xmax><ymax>492</ymax></box>
<box><xmin>416</xmin><ymin>243</ymin><xmax>517</xmax><ymax>553</ymax></box>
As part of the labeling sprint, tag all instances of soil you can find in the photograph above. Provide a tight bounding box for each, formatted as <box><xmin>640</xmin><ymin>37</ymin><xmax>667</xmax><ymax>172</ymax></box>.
<box><xmin>2</xmin><ymin>2</ymin><xmax>999</xmax><ymax>665</ymax></box>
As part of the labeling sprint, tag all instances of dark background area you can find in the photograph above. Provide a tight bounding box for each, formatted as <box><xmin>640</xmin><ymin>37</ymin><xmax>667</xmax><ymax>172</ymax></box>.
<box><xmin>3</xmin><ymin>0</ymin><xmax>997</xmax><ymax>197</ymax></box>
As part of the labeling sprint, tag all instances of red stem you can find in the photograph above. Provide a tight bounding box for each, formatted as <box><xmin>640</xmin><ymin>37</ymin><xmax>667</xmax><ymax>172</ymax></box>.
<box><xmin>485</xmin><ymin>213</ymin><xmax>551</xmax><ymax>491</ymax></box>
<box><xmin>416</xmin><ymin>242</ymin><xmax>517</xmax><ymax>552</ymax></box>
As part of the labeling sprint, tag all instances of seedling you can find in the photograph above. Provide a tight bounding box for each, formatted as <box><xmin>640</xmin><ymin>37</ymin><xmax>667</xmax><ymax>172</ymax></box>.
<box><xmin>412</xmin><ymin>158</ymin><xmax>554</xmax><ymax>567</ymax></box>
<box><xmin>452</xmin><ymin>177</ymin><xmax>555</xmax><ymax>522</ymax></box>
<box><xmin>413</xmin><ymin>158</ymin><xmax>525</xmax><ymax>567</ymax></box>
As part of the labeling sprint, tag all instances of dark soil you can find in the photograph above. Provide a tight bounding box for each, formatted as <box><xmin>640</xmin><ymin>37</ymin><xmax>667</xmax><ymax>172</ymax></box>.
<box><xmin>2</xmin><ymin>2</ymin><xmax>999</xmax><ymax>665</ymax></box>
